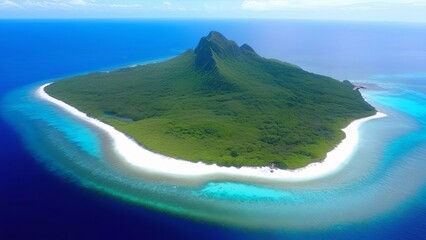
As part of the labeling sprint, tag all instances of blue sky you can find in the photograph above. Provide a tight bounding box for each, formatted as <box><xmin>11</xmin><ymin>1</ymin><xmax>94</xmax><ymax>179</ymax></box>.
<box><xmin>1</xmin><ymin>0</ymin><xmax>426</xmax><ymax>22</ymax></box>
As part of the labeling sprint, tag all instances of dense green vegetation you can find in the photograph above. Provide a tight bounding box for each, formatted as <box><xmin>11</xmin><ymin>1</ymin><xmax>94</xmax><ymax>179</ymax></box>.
<box><xmin>46</xmin><ymin>31</ymin><xmax>375</xmax><ymax>169</ymax></box>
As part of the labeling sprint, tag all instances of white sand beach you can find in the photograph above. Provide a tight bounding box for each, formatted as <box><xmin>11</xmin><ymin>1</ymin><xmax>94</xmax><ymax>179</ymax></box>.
<box><xmin>37</xmin><ymin>83</ymin><xmax>386</xmax><ymax>182</ymax></box>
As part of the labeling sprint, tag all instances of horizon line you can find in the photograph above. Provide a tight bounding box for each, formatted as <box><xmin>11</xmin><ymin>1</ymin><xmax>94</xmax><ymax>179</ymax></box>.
<box><xmin>1</xmin><ymin>17</ymin><xmax>426</xmax><ymax>24</ymax></box>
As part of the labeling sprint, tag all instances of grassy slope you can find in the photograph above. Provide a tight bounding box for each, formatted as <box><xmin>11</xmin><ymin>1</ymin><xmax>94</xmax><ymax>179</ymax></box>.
<box><xmin>46</xmin><ymin>35</ymin><xmax>375</xmax><ymax>169</ymax></box>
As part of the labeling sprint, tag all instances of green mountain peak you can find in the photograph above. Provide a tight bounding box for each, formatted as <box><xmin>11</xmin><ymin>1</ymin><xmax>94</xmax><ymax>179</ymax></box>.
<box><xmin>194</xmin><ymin>31</ymin><xmax>257</xmax><ymax>71</ymax></box>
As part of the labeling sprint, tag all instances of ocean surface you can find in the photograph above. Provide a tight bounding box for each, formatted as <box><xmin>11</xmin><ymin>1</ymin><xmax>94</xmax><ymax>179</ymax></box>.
<box><xmin>1</xmin><ymin>20</ymin><xmax>426</xmax><ymax>239</ymax></box>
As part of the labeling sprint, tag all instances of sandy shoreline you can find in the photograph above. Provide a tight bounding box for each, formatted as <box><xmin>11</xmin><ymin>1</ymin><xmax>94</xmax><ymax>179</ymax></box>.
<box><xmin>37</xmin><ymin>83</ymin><xmax>386</xmax><ymax>181</ymax></box>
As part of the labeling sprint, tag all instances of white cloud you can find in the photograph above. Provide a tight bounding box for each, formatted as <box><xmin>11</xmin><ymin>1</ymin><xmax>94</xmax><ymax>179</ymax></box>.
<box><xmin>3</xmin><ymin>0</ymin><xmax>145</xmax><ymax>10</ymax></box>
<box><xmin>21</xmin><ymin>0</ymin><xmax>72</xmax><ymax>9</ymax></box>
<box><xmin>0</xmin><ymin>0</ymin><xmax>22</xmax><ymax>8</ymax></box>
<box><xmin>162</xmin><ymin>1</ymin><xmax>172</xmax><ymax>9</ymax></box>
<box><xmin>102</xmin><ymin>3</ymin><xmax>143</xmax><ymax>8</ymax></box>
<box><xmin>241</xmin><ymin>0</ymin><xmax>426</xmax><ymax>11</ymax></box>
<box><xmin>68</xmin><ymin>0</ymin><xmax>87</xmax><ymax>6</ymax></box>
<box><xmin>152</xmin><ymin>1</ymin><xmax>189</xmax><ymax>11</ymax></box>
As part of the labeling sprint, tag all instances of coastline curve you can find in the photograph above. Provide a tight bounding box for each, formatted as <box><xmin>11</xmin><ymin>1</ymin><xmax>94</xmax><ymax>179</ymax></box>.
<box><xmin>37</xmin><ymin>83</ymin><xmax>387</xmax><ymax>182</ymax></box>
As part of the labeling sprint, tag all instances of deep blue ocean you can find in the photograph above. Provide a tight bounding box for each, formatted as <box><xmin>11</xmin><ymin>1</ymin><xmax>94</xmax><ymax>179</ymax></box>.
<box><xmin>1</xmin><ymin>20</ymin><xmax>426</xmax><ymax>239</ymax></box>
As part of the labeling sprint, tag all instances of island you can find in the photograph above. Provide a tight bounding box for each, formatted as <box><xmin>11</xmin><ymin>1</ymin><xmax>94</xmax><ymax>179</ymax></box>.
<box><xmin>45</xmin><ymin>31</ymin><xmax>375</xmax><ymax>169</ymax></box>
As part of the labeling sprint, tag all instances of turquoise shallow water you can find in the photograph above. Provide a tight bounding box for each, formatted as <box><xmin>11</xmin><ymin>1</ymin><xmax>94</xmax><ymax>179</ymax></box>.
<box><xmin>2</xmin><ymin>74</ymin><xmax>426</xmax><ymax>231</ymax></box>
<box><xmin>1</xmin><ymin>20</ymin><xmax>426</xmax><ymax>239</ymax></box>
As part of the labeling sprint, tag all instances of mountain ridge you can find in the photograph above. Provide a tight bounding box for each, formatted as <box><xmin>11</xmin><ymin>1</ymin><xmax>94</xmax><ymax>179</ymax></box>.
<box><xmin>194</xmin><ymin>31</ymin><xmax>258</xmax><ymax>72</ymax></box>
